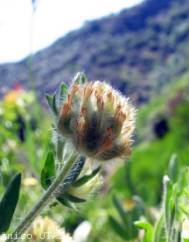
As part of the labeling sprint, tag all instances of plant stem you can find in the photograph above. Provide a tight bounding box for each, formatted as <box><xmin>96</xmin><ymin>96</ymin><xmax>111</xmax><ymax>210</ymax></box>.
<box><xmin>6</xmin><ymin>155</ymin><xmax>76</xmax><ymax>242</ymax></box>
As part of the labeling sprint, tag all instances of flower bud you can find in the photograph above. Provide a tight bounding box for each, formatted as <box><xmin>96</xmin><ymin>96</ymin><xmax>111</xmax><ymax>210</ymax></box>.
<box><xmin>68</xmin><ymin>170</ymin><xmax>102</xmax><ymax>200</ymax></box>
<box><xmin>58</xmin><ymin>81</ymin><xmax>136</xmax><ymax>161</ymax></box>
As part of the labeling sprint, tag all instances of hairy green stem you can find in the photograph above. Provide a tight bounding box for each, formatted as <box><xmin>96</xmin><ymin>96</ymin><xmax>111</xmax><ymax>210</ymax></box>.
<box><xmin>6</xmin><ymin>155</ymin><xmax>76</xmax><ymax>242</ymax></box>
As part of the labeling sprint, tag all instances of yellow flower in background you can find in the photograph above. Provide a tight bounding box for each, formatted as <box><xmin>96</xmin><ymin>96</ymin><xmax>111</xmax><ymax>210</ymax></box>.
<box><xmin>58</xmin><ymin>81</ymin><xmax>136</xmax><ymax>161</ymax></box>
<box><xmin>3</xmin><ymin>85</ymin><xmax>35</xmax><ymax>108</ymax></box>
<box><xmin>4</xmin><ymin>88</ymin><xmax>23</xmax><ymax>106</ymax></box>
<box><xmin>23</xmin><ymin>177</ymin><xmax>38</xmax><ymax>187</ymax></box>
<box><xmin>123</xmin><ymin>198</ymin><xmax>136</xmax><ymax>211</ymax></box>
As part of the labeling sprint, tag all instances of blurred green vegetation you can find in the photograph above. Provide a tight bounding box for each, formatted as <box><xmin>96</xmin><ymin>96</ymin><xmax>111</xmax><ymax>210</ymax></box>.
<box><xmin>113</xmin><ymin>73</ymin><xmax>189</xmax><ymax>205</ymax></box>
<box><xmin>0</xmin><ymin>87</ymin><xmax>50</xmax><ymax>189</ymax></box>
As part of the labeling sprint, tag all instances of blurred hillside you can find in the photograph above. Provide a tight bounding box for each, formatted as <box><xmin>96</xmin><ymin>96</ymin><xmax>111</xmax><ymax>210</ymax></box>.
<box><xmin>0</xmin><ymin>0</ymin><xmax>189</xmax><ymax>103</ymax></box>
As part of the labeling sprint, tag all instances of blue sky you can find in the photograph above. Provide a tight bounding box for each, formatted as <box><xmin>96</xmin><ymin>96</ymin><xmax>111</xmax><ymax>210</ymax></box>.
<box><xmin>0</xmin><ymin>0</ymin><xmax>143</xmax><ymax>63</ymax></box>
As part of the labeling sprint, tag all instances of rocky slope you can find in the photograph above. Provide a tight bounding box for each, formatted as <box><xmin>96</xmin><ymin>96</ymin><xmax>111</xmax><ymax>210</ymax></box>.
<box><xmin>0</xmin><ymin>0</ymin><xmax>189</xmax><ymax>104</ymax></box>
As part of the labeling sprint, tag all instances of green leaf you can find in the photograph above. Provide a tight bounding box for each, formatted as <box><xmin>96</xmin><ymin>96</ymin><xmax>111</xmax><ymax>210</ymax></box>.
<box><xmin>45</xmin><ymin>93</ymin><xmax>58</xmax><ymax>115</ymax></box>
<box><xmin>61</xmin><ymin>156</ymin><xmax>86</xmax><ymax>189</ymax></box>
<box><xmin>57</xmin><ymin>197</ymin><xmax>77</xmax><ymax>210</ymax></box>
<box><xmin>163</xmin><ymin>176</ymin><xmax>175</xmax><ymax>237</ymax></box>
<box><xmin>73</xmin><ymin>166</ymin><xmax>101</xmax><ymax>187</ymax></box>
<box><xmin>57</xmin><ymin>82</ymin><xmax>68</xmax><ymax>109</ymax></box>
<box><xmin>0</xmin><ymin>173</ymin><xmax>21</xmax><ymax>234</ymax></box>
<box><xmin>45</xmin><ymin>82</ymin><xmax>68</xmax><ymax>116</ymax></box>
<box><xmin>174</xmin><ymin>223</ymin><xmax>182</xmax><ymax>242</ymax></box>
<box><xmin>112</xmin><ymin>195</ymin><xmax>127</xmax><ymax>225</ymax></box>
<box><xmin>65</xmin><ymin>193</ymin><xmax>86</xmax><ymax>203</ymax></box>
<box><xmin>56</xmin><ymin>156</ymin><xmax>86</xmax><ymax>199</ymax></box>
<box><xmin>153</xmin><ymin>214</ymin><xmax>166</xmax><ymax>242</ymax></box>
<box><xmin>168</xmin><ymin>154</ymin><xmax>178</xmax><ymax>183</ymax></box>
<box><xmin>109</xmin><ymin>216</ymin><xmax>128</xmax><ymax>240</ymax></box>
<box><xmin>133</xmin><ymin>196</ymin><xmax>146</xmax><ymax>214</ymax></box>
<box><xmin>41</xmin><ymin>151</ymin><xmax>55</xmax><ymax>189</ymax></box>
<box><xmin>59</xmin><ymin>82</ymin><xmax>68</xmax><ymax>100</ymax></box>
<box><xmin>130</xmin><ymin>208</ymin><xmax>141</xmax><ymax>237</ymax></box>
<box><xmin>73</xmin><ymin>72</ymin><xmax>87</xmax><ymax>85</ymax></box>
<box><xmin>112</xmin><ymin>196</ymin><xmax>138</xmax><ymax>239</ymax></box>
<box><xmin>135</xmin><ymin>220</ymin><xmax>153</xmax><ymax>242</ymax></box>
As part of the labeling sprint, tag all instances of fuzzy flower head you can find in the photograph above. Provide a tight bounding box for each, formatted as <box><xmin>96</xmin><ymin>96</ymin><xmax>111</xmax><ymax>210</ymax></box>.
<box><xmin>27</xmin><ymin>216</ymin><xmax>74</xmax><ymax>242</ymax></box>
<box><xmin>58</xmin><ymin>78</ymin><xmax>136</xmax><ymax>161</ymax></box>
